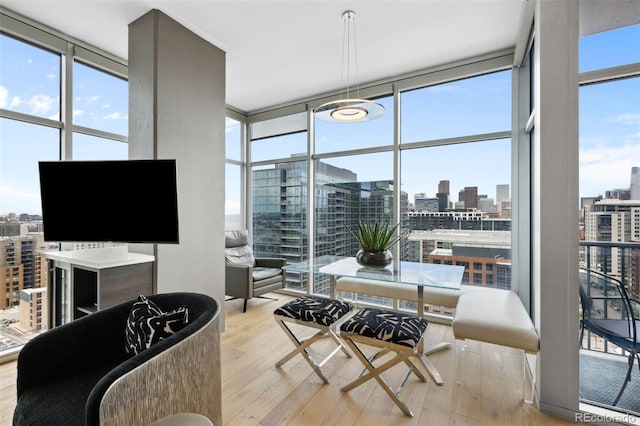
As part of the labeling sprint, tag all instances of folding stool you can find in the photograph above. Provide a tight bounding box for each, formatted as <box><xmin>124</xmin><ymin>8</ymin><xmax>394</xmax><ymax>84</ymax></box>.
<box><xmin>274</xmin><ymin>295</ymin><xmax>352</xmax><ymax>383</ymax></box>
<box><xmin>339</xmin><ymin>307</ymin><xmax>429</xmax><ymax>417</ymax></box>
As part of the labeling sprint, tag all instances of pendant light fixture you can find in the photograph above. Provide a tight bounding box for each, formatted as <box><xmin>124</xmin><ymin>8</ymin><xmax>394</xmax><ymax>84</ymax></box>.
<box><xmin>314</xmin><ymin>10</ymin><xmax>384</xmax><ymax>123</ymax></box>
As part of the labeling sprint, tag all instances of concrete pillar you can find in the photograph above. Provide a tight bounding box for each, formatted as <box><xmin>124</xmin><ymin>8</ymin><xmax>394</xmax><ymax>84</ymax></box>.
<box><xmin>128</xmin><ymin>10</ymin><xmax>226</xmax><ymax>330</ymax></box>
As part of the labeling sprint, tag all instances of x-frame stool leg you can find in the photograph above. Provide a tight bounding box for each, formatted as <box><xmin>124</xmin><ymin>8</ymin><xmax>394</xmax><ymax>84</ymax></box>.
<box><xmin>340</xmin><ymin>334</ymin><xmax>427</xmax><ymax>417</ymax></box>
<box><xmin>274</xmin><ymin>315</ymin><xmax>351</xmax><ymax>384</ymax></box>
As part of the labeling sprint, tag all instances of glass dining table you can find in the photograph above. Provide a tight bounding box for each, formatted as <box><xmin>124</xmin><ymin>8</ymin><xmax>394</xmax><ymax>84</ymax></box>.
<box><xmin>283</xmin><ymin>255</ymin><xmax>465</xmax><ymax>384</ymax></box>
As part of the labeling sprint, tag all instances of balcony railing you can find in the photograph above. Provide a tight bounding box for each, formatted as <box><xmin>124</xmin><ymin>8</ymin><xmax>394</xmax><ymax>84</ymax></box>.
<box><xmin>578</xmin><ymin>240</ymin><xmax>640</xmax><ymax>415</ymax></box>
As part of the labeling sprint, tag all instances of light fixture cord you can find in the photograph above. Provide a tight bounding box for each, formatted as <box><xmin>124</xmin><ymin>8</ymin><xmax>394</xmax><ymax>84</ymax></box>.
<box><xmin>340</xmin><ymin>10</ymin><xmax>361</xmax><ymax>101</ymax></box>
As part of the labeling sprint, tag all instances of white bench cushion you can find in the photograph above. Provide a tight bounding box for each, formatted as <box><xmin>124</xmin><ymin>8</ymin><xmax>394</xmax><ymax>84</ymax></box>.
<box><xmin>452</xmin><ymin>289</ymin><xmax>539</xmax><ymax>353</ymax></box>
<box><xmin>335</xmin><ymin>277</ymin><xmax>480</xmax><ymax>308</ymax></box>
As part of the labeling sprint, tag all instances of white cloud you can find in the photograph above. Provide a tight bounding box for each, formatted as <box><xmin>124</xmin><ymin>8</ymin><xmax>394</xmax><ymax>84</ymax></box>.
<box><xmin>46</xmin><ymin>73</ymin><xmax>56</xmax><ymax>80</ymax></box>
<box><xmin>101</xmin><ymin>103</ymin><xmax>111</xmax><ymax>109</ymax></box>
<box><xmin>73</xmin><ymin>109</ymin><xmax>85</xmax><ymax>117</ymax></box>
<box><xmin>579</xmin><ymin>143</ymin><xmax>640</xmax><ymax>196</ymax></box>
<box><xmin>103</xmin><ymin>112</ymin><xmax>127</xmax><ymax>120</ymax></box>
<box><xmin>10</xmin><ymin>96</ymin><xmax>21</xmax><ymax>107</ymax></box>
<box><xmin>27</xmin><ymin>94</ymin><xmax>54</xmax><ymax>114</ymax></box>
<box><xmin>48</xmin><ymin>112</ymin><xmax>60</xmax><ymax>121</ymax></box>
<box><xmin>0</xmin><ymin>86</ymin><xmax>7</xmax><ymax>108</ymax></box>
<box><xmin>76</xmin><ymin>95</ymin><xmax>100</xmax><ymax>103</ymax></box>
<box><xmin>430</xmin><ymin>84</ymin><xmax>465</xmax><ymax>93</ymax></box>
<box><xmin>0</xmin><ymin>186</ymin><xmax>42</xmax><ymax>215</ymax></box>
<box><xmin>225</xmin><ymin>117</ymin><xmax>239</xmax><ymax>134</ymax></box>
<box><xmin>610</xmin><ymin>113</ymin><xmax>640</xmax><ymax>125</ymax></box>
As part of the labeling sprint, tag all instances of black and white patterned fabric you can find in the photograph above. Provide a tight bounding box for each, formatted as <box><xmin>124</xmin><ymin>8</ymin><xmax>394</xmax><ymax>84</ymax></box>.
<box><xmin>274</xmin><ymin>295</ymin><xmax>352</xmax><ymax>326</ymax></box>
<box><xmin>125</xmin><ymin>294</ymin><xmax>189</xmax><ymax>356</ymax></box>
<box><xmin>340</xmin><ymin>308</ymin><xmax>428</xmax><ymax>349</ymax></box>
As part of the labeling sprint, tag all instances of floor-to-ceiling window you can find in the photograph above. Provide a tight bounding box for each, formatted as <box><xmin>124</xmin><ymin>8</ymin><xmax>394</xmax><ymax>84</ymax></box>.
<box><xmin>399</xmin><ymin>70</ymin><xmax>512</xmax><ymax>315</ymax></box>
<box><xmin>247</xmin><ymin>54</ymin><xmax>514</xmax><ymax>313</ymax></box>
<box><xmin>250</xmin><ymin>112</ymin><xmax>308</xmax><ymax>291</ymax></box>
<box><xmin>225</xmin><ymin>115</ymin><xmax>244</xmax><ymax>230</ymax></box>
<box><xmin>0</xmin><ymin>14</ymin><xmax>128</xmax><ymax>355</ymax></box>
<box><xmin>578</xmin><ymin>22</ymin><xmax>640</xmax><ymax>415</ymax></box>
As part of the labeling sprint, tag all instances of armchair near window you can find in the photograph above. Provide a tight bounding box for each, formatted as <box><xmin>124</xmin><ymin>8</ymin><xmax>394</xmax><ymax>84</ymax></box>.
<box><xmin>225</xmin><ymin>230</ymin><xmax>285</xmax><ymax>312</ymax></box>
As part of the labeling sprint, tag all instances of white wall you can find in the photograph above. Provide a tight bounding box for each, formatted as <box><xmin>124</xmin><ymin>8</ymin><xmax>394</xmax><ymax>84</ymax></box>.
<box><xmin>128</xmin><ymin>9</ymin><xmax>226</xmax><ymax>327</ymax></box>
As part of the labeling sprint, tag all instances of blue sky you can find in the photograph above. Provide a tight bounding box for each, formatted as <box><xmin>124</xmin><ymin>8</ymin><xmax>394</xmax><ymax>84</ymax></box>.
<box><xmin>1</xmin><ymin>24</ymin><xmax>640</xmax><ymax>216</ymax></box>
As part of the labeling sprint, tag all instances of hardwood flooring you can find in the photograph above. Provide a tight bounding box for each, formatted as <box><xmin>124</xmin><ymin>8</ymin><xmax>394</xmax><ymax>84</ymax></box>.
<box><xmin>0</xmin><ymin>293</ymin><xmax>576</xmax><ymax>425</ymax></box>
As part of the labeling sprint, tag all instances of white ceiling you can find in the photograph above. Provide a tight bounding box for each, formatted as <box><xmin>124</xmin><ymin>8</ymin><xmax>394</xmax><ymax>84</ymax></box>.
<box><xmin>2</xmin><ymin>1</ymin><xmax>637</xmax><ymax>115</ymax></box>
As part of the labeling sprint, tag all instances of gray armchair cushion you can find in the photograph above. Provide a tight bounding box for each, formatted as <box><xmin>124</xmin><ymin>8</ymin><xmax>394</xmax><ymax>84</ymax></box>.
<box><xmin>225</xmin><ymin>230</ymin><xmax>249</xmax><ymax>248</ymax></box>
<box><xmin>225</xmin><ymin>245</ymin><xmax>255</xmax><ymax>266</ymax></box>
<box><xmin>253</xmin><ymin>267</ymin><xmax>282</xmax><ymax>281</ymax></box>
<box><xmin>225</xmin><ymin>230</ymin><xmax>256</xmax><ymax>266</ymax></box>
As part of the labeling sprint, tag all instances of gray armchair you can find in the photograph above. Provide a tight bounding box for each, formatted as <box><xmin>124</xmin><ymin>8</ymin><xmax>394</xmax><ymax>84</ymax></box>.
<box><xmin>225</xmin><ymin>230</ymin><xmax>285</xmax><ymax>312</ymax></box>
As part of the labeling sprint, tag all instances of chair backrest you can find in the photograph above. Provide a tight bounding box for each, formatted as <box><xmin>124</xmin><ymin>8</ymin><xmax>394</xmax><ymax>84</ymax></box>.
<box><xmin>578</xmin><ymin>268</ymin><xmax>637</xmax><ymax>341</ymax></box>
<box><xmin>225</xmin><ymin>230</ymin><xmax>255</xmax><ymax>266</ymax></box>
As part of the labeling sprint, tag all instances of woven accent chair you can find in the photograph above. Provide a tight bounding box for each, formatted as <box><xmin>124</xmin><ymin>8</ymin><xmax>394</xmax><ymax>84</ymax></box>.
<box><xmin>225</xmin><ymin>230</ymin><xmax>285</xmax><ymax>312</ymax></box>
<box><xmin>13</xmin><ymin>293</ymin><xmax>221</xmax><ymax>426</ymax></box>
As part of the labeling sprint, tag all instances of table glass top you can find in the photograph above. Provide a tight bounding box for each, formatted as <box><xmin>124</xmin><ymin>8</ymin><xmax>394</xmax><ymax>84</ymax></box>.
<box><xmin>283</xmin><ymin>255</ymin><xmax>463</xmax><ymax>290</ymax></box>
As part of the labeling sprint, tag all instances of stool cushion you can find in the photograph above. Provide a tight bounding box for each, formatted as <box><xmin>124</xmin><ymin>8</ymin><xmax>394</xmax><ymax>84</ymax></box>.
<box><xmin>274</xmin><ymin>296</ymin><xmax>352</xmax><ymax>326</ymax></box>
<box><xmin>340</xmin><ymin>308</ymin><xmax>427</xmax><ymax>349</ymax></box>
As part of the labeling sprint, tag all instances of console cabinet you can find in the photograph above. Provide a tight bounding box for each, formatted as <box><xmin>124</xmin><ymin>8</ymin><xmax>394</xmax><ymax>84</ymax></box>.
<box><xmin>46</xmin><ymin>248</ymin><xmax>154</xmax><ymax>326</ymax></box>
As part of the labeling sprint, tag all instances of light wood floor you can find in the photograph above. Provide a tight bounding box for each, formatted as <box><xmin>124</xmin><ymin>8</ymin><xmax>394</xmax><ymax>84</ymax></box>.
<box><xmin>0</xmin><ymin>293</ymin><xmax>576</xmax><ymax>426</ymax></box>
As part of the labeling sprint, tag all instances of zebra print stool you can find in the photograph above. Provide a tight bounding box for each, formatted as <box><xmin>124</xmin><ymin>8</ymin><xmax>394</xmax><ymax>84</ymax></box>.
<box><xmin>274</xmin><ymin>295</ymin><xmax>352</xmax><ymax>383</ymax></box>
<box><xmin>339</xmin><ymin>308</ymin><xmax>429</xmax><ymax>417</ymax></box>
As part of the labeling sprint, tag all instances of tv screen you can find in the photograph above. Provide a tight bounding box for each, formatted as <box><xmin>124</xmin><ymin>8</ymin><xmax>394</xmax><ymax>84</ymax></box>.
<box><xmin>39</xmin><ymin>159</ymin><xmax>179</xmax><ymax>243</ymax></box>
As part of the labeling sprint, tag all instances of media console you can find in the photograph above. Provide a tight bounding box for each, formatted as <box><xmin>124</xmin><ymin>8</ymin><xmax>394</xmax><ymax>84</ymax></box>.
<box><xmin>45</xmin><ymin>247</ymin><xmax>155</xmax><ymax>326</ymax></box>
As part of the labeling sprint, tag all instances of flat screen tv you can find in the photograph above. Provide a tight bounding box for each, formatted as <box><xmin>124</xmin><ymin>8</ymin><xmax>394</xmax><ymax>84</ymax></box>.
<box><xmin>39</xmin><ymin>159</ymin><xmax>179</xmax><ymax>243</ymax></box>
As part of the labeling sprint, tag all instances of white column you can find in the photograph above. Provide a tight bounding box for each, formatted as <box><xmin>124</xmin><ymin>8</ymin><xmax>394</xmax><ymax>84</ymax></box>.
<box><xmin>533</xmin><ymin>0</ymin><xmax>580</xmax><ymax>418</ymax></box>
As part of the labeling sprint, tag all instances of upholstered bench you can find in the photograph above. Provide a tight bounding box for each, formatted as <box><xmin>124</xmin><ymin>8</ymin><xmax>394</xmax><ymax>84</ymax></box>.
<box><xmin>274</xmin><ymin>295</ymin><xmax>352</xmax><ymax>383</ymax></box>
<box><xmin>339</xmin><ymin>308</ymin><xmax>429</xmax><ymax>417</ymax></box>
<box><xmin>335</xmin><ymin>277</ymin><xmax>485</xmax><ymax>313</ymax></box>
<box><xmin>452</xmin><ymin>288</ymin><xmax>539</xmax><ymax>403</ymax></box>
<box><xmin>452</xmin><ymin>289</ymin><xmax>539</xmax><ymax>354</ymax></box>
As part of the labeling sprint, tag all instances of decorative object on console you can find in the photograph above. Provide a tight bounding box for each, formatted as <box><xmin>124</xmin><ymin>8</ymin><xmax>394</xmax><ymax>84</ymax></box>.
<box><xmin>313</xmin><ymin>10</ymin><xmax>384</xmax><ymax>123</ymax></box>
<box><xmin>349</xmin><ymin>217</ymin><xmax>407</xmax><ymax>269</ymax></box>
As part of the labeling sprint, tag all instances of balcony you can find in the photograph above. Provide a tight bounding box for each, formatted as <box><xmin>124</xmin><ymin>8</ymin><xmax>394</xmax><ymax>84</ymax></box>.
<box><xmin>579</xmin><ymin>241</ymin><xmax>640</xmax><ymax>417</ymax></box>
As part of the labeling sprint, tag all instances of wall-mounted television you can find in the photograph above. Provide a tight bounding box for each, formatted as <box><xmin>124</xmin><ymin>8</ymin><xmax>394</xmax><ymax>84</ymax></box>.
<box><xmin>39</xmin><ymin>159</ymin><xmax>179</xmax><ymax>243</ymax></box>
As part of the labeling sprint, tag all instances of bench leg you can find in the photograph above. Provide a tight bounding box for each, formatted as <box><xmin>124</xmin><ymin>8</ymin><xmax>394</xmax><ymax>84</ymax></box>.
<box><xmin>523</xmin><ymin>352</ymin><xmax>536</xmax><ymax>404</ymax></box>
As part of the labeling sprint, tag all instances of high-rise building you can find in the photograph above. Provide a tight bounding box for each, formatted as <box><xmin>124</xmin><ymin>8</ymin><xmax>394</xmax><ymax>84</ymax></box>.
<box><xmin>0</xmin><ymin>235</ymin><xmax>47</xmax><ymax>309</ymax></box>
<box><xmin>19</xmin><ymin>287</ymin><xmax>48</xmax><ymax>332</ymax></box>
<box><xmin>252</xmin><ymin>161</ymin><xmax>409</xmax><ymax>293</ymax></box>
<box><xmin>407</xmin><ymin>229</ymin><xmax>512</xmax><ymax>314</ymax></box>
<box><xmin>631</xmin><ymin>166</ymin><xmax>640</xmax><ymax>200</ymax></box>
<box><xmin>438</xmin><ymin>180</ymin><xmax>450</xmax><ymax>195</ymax></box>
<box><xmin>583</xmin><ymin>199</ymin><xmax>640</xmax><ymax>297</ymax></box>
<box><xmin>463</xmin><ymin>186</ymin><xmax>478</xmax><ymax>210</ymax></box>
<box><xmin>496</xmin><ymin>184</ymin><xmax>510</xmax><ymax>202</ymax></box>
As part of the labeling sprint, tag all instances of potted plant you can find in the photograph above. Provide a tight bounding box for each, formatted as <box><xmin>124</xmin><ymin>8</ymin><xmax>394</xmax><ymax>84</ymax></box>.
<box><xmin>348</xmin><ymin>218</ymin><xmax>407</xmax><ymax>268</ymax></box>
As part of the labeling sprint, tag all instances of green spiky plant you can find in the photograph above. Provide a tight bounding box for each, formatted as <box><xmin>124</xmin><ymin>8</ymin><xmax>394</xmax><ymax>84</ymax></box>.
<box><xmin>348</xmin><ymin>218</ymin><xmax>407</xmax><ymax>252</ymax></box>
